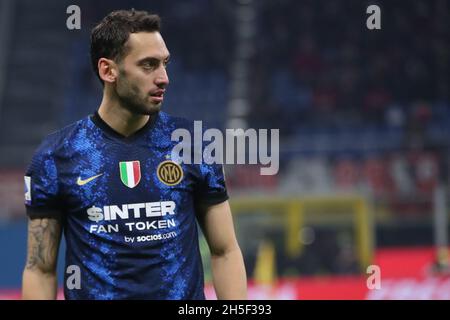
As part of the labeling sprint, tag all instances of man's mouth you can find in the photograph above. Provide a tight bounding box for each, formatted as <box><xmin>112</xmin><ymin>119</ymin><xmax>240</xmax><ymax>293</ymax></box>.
<box><xmin>150</xmin><ymin>90</ymin><xmax>165</xmax><ymax>103</ymax></box>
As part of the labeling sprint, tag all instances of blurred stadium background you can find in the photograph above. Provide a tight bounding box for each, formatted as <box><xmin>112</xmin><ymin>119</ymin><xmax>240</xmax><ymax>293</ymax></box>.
<box><xmin>0</xmin><ymin>0</ymin><xmax>449</xmax><ymax>299</ymax></box>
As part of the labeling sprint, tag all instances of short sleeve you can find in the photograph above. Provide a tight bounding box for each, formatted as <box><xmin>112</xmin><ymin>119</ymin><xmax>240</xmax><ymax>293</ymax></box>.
<box><xmin>24</xmin><ymin>144</ymin><xmax>61</xmax><ymax>218</ymax></box>
<box><xmin>194</xmin><ymin>163</ymin><xmax>229</xmax><ymax>206</ymax></box>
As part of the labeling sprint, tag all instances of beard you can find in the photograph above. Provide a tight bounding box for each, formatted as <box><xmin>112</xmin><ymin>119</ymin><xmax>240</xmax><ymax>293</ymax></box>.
<box><xmin>115</xmin><ymin>70</ymin><xmax>162</xmax><ymax>116</ymax></box>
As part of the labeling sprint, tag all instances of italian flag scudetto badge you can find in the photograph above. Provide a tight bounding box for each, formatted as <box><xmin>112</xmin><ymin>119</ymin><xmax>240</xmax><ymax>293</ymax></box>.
<box><xmin>119</xmin><ymin>161</ymin><xmax>141</xmax><ymax>188</ymax></box>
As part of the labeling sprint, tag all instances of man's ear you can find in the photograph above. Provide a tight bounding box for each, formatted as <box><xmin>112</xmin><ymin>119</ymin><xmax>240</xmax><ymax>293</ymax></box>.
<box><xmin>98</xmin><ymin>58</ymin><xmax>117</xmax><ymax>84</ymax></box>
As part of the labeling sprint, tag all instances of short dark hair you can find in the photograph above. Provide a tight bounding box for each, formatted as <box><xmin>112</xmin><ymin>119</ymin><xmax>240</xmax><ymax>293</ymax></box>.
<box><xmin>90</xmin><ymin>9</ymin><xmax>161</xmax><ymax>83</ymax></box>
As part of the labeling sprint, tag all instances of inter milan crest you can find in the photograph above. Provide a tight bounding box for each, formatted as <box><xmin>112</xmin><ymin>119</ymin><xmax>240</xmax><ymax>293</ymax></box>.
<box><xmin>157</xmin><ymin>160</ymin><xmax>184</xmax><ymax>186</ymax></box>
<box><xmin>119</xmin><ymin>161</ymin><xmax>141</xmax><ymax>188</ymax></box>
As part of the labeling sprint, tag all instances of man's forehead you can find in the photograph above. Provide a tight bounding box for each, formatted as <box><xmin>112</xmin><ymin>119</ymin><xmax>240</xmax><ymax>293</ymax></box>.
<box><xmin>126</xmin><ymin>32</ymin><xmax>170</xmax><ymax>59</ymax></box>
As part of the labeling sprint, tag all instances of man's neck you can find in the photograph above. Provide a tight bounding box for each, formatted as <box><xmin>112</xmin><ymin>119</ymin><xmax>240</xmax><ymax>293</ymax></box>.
<box><xmin>97</xmin><ymin>95</ymin><xmax>150</xmax><ymax>138</ymax></box>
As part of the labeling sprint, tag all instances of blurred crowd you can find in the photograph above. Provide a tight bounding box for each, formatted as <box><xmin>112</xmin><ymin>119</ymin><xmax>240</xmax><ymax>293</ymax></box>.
<box><xmin>251</xmin><ymin>0</ymin><xmax>448</xmax><ymax>135</ymax></box>
<box><xmin>226</xmin><ymin>0</ymin><xmax>450</xmax><ymax>213</ymax></box>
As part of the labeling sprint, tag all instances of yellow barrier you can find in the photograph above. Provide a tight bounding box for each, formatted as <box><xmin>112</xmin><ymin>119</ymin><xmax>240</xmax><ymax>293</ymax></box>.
<box><xmin>230</xmin><ymin>195</ymin><xmax>374</xmax><ymax>273</ymax></box>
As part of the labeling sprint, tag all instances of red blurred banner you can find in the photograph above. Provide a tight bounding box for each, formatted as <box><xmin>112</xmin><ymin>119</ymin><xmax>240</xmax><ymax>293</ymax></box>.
<box><xmin>2</xmin><ymin>247</ymin><xmax>449</xmax><ymax>300</ymax></box>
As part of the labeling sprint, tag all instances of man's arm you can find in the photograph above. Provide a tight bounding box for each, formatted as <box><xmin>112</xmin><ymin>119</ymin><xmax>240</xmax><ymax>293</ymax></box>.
<box><xmin>22</xmin><ymin>216</ymin><xmax>63</xmax><ymax>300</ymax></box>
<box><xmin>198</xmin><ymin>200</ymin><xmax>247</xmax><ymax>299</ymax></box>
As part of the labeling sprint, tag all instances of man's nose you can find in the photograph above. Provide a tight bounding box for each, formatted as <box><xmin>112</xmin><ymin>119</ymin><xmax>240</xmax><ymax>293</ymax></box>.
<box><xmin>155</xmin><ymin>66</ymin><xmax>169</xmax><ymax>87</ymax></box>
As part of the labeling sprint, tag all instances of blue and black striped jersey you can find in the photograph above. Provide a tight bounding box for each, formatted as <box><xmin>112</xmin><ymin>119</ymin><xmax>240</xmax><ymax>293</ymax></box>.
<box><xmin>24</xmin><ymin>111</ymin><xmax>228</xmax><ymax>300</ymax></box>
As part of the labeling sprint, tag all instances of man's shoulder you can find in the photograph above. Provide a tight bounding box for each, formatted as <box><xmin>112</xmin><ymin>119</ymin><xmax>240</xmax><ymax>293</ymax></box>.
<box><xmin>34</xmin><ymin>117</ymin><xmax>90</xmax><ymax>156</ymax></box>
<box><xmin>159</xmin><ymin>111</ymin><xmax>190</xmax><ymax>125</ymax></box>
<box><xmin>158</xmin><ymin>111</ymin><xmax>198</xmax><ymax>131</ymax></box>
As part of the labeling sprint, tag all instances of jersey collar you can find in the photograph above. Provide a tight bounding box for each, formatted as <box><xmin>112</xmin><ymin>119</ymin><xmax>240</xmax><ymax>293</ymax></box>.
<box><xmin>90</xmin><ymin>111</ymin><xmax>159</xmax><ymax>141</ymax></box>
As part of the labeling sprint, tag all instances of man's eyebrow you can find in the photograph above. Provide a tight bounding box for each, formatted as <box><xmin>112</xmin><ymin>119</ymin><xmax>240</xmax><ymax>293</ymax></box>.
<box><xmin>137</xmin><ymin>55</ymin><xmax>171</xmax><ymax>65</ymax></box>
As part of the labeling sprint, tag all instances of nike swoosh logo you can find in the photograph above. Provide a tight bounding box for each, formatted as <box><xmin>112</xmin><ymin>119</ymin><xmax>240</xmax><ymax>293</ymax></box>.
<box><xmin>77</xmin><ymin>174</ymin><xmax>103</xmax><ymax>186</ymax></box>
